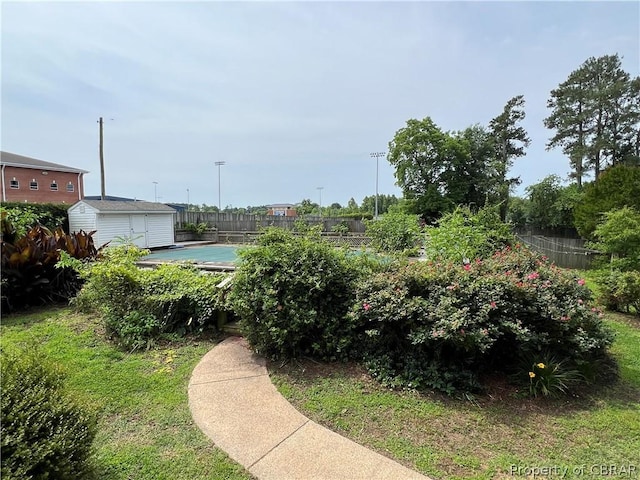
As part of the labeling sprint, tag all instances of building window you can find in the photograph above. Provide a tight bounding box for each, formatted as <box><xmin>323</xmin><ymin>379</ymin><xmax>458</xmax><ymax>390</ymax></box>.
<box><xmin>10</xmin><ymin>178</ymin><xmax>19</xmax><ymax>189</ymax></box>
<box><xmin>66</xmin><ymin>182</ymin><xmax>74</xmax><ymax>192</ymax></box>
<box><xmin>50</xmin><ymin>181</ymin><xmax>58</xmax><ymax>191</ymax></box>
<box><xmin>30</xmin><ymin>179</ymin><xmax>38</xmax><ymax>190</ymax></box>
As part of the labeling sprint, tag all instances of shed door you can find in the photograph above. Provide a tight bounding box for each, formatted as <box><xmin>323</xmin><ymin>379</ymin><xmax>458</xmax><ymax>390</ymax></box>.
<box><xmin>130</xmin><ymin>215</ymin><xmax>148</xmax><ymax>248</ymax></box>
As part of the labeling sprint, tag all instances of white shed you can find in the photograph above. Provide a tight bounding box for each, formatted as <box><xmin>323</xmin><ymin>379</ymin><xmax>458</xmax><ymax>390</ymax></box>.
<box><xmin>68</xmin><ymin>200</ymin><xmax>176</xmax><ymax>249</ymax></box>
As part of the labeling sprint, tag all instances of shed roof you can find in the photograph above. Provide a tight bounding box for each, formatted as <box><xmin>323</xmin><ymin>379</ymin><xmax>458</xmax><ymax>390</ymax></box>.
<box><xmin>1</xmin><ymin>151</ymin><xmax>89</xmax><ymax>174</ymax></box>
<box><xmin>77</xmin><ymin>200</ymin><xmax>176</xmax><ymax>213</ymax></box>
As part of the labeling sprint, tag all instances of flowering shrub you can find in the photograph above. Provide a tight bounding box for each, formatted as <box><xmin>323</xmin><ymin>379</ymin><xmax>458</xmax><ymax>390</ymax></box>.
<box><xmin>349</xmin><ymin>244</ymin><xmax>615</xmax><ymax>394</ymax></box>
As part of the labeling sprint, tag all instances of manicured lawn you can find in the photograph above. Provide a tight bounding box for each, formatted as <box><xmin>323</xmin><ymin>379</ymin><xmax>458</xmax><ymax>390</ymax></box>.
<box><xmin>0</xmin><ymin>307</ymin><xmax>253</xmax><ymax>480</ymax></box>
<box><xmin>269</xmin><ymin>312</ymin><xmax>640</xmax><ymax>480</ymax></box>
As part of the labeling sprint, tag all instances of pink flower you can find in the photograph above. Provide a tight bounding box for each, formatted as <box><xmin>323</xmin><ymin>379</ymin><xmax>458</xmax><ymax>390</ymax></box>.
<box><xmin>527</xmin><ymin>272</ymin><xmax>540</xmax><ymax>280</ymax></box>
<box><xmin>577</xmin><ymin>278</ymin><xmax>586</xmax><ymax>286</ymax></box>
<box><xmin>463</xmin><ymin>264</ymin><xmax>471</xmax><ymax>271</ymax></box>
<box><xmin>490</xmin><ymin>301</ymin><xmax>497</xmax><ymax>309</ymax></box>
<box><xmin>363</xmin><ymin>303</ymin><xmax>371</xmax><ymax>311</ymax></box>
<box><xmin>578</xmin><ymin>299</ymin><xmax>584</xmax><ymax>305</ymax></box>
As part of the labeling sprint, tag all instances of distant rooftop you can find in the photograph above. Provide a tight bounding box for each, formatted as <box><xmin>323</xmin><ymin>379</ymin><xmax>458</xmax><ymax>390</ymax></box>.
<box><xmin>0</xmin><ymin>151</ymin><xmax>89</xmax><ymax>174</ymax></box>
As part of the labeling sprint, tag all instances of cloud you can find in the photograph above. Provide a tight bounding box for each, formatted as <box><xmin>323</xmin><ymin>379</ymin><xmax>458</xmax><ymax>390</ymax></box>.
<box><xmin>2</xmin><ymin>1</ymin><xmax>638</xmax><ymax>207</ymax></box>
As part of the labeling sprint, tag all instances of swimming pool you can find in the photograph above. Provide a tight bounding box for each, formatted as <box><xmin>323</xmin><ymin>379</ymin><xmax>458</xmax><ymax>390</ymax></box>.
<box><xmin>143</xmin><ymin>245</ymin><xmax>242</xmax><ymax>263</ymax></box>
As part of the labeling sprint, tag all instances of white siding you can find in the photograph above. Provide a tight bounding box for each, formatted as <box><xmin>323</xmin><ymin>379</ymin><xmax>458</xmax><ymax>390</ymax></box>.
<box><xmin>96</xmin><ymin>214</ymin><xmax>133</xmax><ymax>247</ymax></box>
<box><xmin>68</xmin><ymin>203</ymin><xmax>98</xmax><ymax>234</ymax></box>
<box><xmin>146</xmin><ymin>213</ymin><xmax>175</xmax><ymax>248</ymax></box>
<box><xmin>67</xmin><ymin>201</ymin><xmax>176</xmax><ymax>249</ymax></box>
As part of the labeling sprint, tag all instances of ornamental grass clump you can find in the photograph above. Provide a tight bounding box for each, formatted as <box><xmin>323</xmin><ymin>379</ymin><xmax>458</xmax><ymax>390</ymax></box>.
<box><xmin>526</xmin><ymin>358</ymin><xmax>583</xmax><ymax>398</ymax></box>
<box><xmin>350</xmin><ymin>244</ymin><xmax>615</xmax><ymax>395</ymax></box>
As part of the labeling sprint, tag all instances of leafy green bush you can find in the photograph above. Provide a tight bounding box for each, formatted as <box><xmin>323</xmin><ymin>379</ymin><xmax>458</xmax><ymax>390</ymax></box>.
<box><xmin>73</xmin><ymin>245</ymin><xmax>229</xmax><ymax>350</ymax></box>
<box><xmin>349</xmin><ymin>244</ymin><xmax>614</xmax><ymax>394</ymax></box>
<box><xmin>1</xmin><ymin>221</ymin><xmax>100</xmax><ymax>312</ymax></box>
<box><xmin>364</xmin><ymin>212</ymin><xmax>423</xmax><ymax>255</ymax></box>
<box><xmin>1</xmin><ymin>346</ymin><xmax>97</xmax><ymax>479</ymax></box>
<box><xmin>184</xmin><ymin>222</ymin><xmax>209</xmax><ymax>236</ymax></box>
<box><xmin>588</xmin><ymin>207</ymin><xmax>640</xmax><ymax>272</ymax></box>
<box><xmin>1</xmin><ymin>203</ymin><xmax>69</xmax><ymax>237</ymax></box>
<box><xmin>229</xmin><ymin>228</ymin><xmax>363</xmax><ymax>360</ymax></box>
<box><xmin>596</xmin><ymin>270</ymin><xmax>640</xmax><ymax>315</ymax></box>
<box><xmin>424</xmin><ymin>205</ymin><xmax>514</xmax><ymax>262</ymax></box>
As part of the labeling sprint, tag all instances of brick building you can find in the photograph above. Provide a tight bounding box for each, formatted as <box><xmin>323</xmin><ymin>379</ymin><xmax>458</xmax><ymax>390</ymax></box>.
<box><xmin>1</xmin><ymin>151</ymin><xmax>87</xmax><ymax>204</ymax></box>
<box><xmin>266</xmin><ymin>204</ymin><xmax>298</xmax><ymax>217</ymax></box>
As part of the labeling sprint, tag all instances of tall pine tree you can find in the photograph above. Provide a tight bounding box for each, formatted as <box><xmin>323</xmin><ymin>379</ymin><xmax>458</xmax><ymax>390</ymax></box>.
<box><xmin>545</xmin><ymin>54</ymin><xmax>640</xmax><ymax>185</ymax></box>
<box><xmin>489</xmin><ymin>95</ymin><xmax>531</xmax><ymax>220</ymax></box>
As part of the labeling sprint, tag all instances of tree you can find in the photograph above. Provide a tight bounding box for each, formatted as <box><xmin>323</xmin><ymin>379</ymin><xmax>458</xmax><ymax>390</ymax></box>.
<box><xmin>545</xmin><ymin>54</ymin><xmax>640</xmax><ymax>185</ymax></box>
<box><xmin>489</xmin><ymin>95</ymin><xmax>531</xmax><ymax>220</ymax></box>
<box><xmin>360</xmin><ymin>194</ymin><xmax>400</xmax><ymax>217</ymax></box>
<box><xmin>346</xmin><ymin>198</ymin><xmax>359</xmax><ymax>211</ymax></box>
<box><xmin>506</xmin><ymin>196</ymin><xmax>530</xmax><ymax>228</ymax></box>
<box><xmin>296</xmin><ymin>199</ymin><xmax>317</xmax><ymax>215</ymax></box>
<box><xmin>454</xmin><ymin>124</ymin><xmax>497</xmax><ymax>209</ymax></box>
<box><xmin>388</xmin><ymin>118</ymin><xmax>489</xmax><ymax>222</ymax></box>
<box><xmin>526</xmin><ymin>175</ymin><xmax>582</xmax><ymax>231</ymax></box>
<box><xmin>589</xmin><ymin>207</ymin><xmax>640</xmax><ymax>271</ymax></box>
<box><xmin>574</xmin><ymin>165</ymin><xmax>640</xmax><ymax>238</ymax></box>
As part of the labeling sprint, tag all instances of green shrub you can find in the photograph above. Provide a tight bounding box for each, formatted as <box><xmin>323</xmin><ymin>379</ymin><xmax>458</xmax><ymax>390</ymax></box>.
<box><xmin>365</xmin><ymin>212</ymin><xmax>422</xmax><ymax>255</ymax></box>
<box><xmin>184</xmin><ymin>222</ymin><xmax>209</xmax><ymax>236</ymax></box>
<box><xmin>1</xmin><ymin>203</ymin><xmax>69</xmax><ymax>235</ymax></box>
<box><xmin>73</xmin><ymin>245</ymin><xmax>230</xmax><ymax>349</ymax></box>
<box><xmin>349</xmin><ymin>244</ymin><xmax>615</xmax><ymax>394</ymax></box>
<box><xmin>229</xmin><ymin>228</ymin><xmax>362</xmax><ymax>360</ymax></box>
<box><xmin>588</xmin><ymin>207</ymin><xmax>640</xmax><ymax>272</ymax></box>
<box><xmin>596</xmin><ymin>270</ymin><xmax>640</xmax><ymax>315</ymax></box>
<box><xmin>1</xmin><ymin>346</ymin><xmax>97</xmax><ymax>479</ymax></box>
<box><xmin>424</xmin><ymin>205</ymin><xmax>515</xmax><ymax>262</ymax></box>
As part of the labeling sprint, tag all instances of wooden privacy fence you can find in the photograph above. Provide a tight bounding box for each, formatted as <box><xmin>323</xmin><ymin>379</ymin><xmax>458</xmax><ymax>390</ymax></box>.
<box><xmin>515</xmin><ymin>233</ymin><xmax>603</xmax><ymax>270</ymax></box>
<box><xmin>175</xmin><ymin>211</ymin><xmax>367</xmax><ymax>233</ymax></box>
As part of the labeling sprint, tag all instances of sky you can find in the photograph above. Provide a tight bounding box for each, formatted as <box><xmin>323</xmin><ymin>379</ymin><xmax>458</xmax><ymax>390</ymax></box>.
<box><xmin>2</xmin><ymin>1</ymin><xmax>639</xmax><ymax>209</ymax></box>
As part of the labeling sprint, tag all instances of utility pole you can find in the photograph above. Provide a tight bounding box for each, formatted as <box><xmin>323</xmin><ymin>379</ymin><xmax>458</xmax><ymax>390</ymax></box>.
<box><xmin>99</xmin><ymin>117</ymin><xmax>105</xmax><ymax>200</ymax></box>
<box><xmin>370</xmin><ymin>152</ymin><xmax>385</xmax><ymax>219</ymax></box>
<box><xmin>153</xmin><ymin>181</ymin><xmax>158</xmax><ymax>202</ymax></box>
<box><xmin>187</xmin><ymin>188</ymin><xmax>190</xmax><ymax>210</ymax></box>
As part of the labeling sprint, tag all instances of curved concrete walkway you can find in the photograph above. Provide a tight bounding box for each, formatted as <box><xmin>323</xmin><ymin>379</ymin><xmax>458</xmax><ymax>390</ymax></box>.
<box><xmin>188</xmin><ymin>336</ymin><xmax>429</xmax><ymax>480</ymax></box>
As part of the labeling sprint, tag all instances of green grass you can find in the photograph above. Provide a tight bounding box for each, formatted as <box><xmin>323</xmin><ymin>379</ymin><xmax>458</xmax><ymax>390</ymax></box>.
<box><xmin>0</xmin><ymin>307</ymin><xmax>253</xmax><ymax>480</ymax></box>
<box><xmin>270</xmin><ymin>312</ymin><xmax>640</xmax><ymax>480</ymax></box>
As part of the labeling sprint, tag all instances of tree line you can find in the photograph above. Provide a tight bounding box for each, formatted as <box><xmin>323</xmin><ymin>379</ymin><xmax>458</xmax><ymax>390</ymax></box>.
<box><xmin>385</xmin><ymin>53</ymin><xmax>639</xmax><ymax>235</ymax></box>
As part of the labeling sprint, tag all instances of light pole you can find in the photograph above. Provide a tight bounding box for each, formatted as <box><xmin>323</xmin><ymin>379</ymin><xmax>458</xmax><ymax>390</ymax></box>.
<box><xmin>370</xmin><ymin>152</ymin><xmax>385</xmax><ymax>219</ymax></box>
<box><xmin>215</xmin><ymin>161</ymin><xmax>226</xmax><ymax>211</ymax></box>
<box><xmin>186</xmin><ymin>188</ymin><xmax>190</xmax><ymax>210</ymax></box>
<box><xmin>152</xmin><ymin>181</ymin><xmax>158</xmax><ymax>202</ymax></box>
